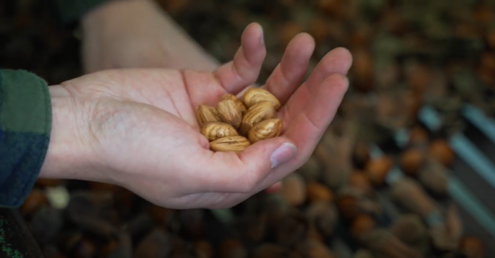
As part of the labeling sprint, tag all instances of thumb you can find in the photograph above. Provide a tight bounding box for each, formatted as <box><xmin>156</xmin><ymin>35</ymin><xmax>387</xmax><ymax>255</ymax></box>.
<box><xmin>196</xmin><ymin>136</ymin><xmax>297</xmax><ymax>193</ymax></box>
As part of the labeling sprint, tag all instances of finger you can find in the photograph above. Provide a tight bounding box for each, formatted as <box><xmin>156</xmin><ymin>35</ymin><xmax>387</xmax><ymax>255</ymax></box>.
<box><xmin>249</xmin><ymin>75</ymin><xmax>348</xmax><ymax>196</ymax></box>
<box><xmin>264</xmin><ymin>33</ymin><xmax>315</xmax><ymax>105</ymax></box>
<box><xmin>213</xmin><ymin>22</ymin><xmax>266</xmax><ymax>95</ymax></box>
<box><xmin>303</xmin><ymin>47</ymin><xmax>352</xmax><ymax>94</ymax></box>
<box><xmin>212</xmin><ymin>75</ymin><xmax>348</xmax><ymax>208</ymax></box>
<box><xmin>282</xmin><ymin>74</ymin><xmax>348</xmax><ymax>161</ymax></box>
<box><xmin>222</xmin><ymin>77</ymin><xmax>347</xmax><ymax>208</ymax></box>
<box><xmin>192</xmin><ymin>137</ymin><xmax>297</xmax><ymax>194</ymax></box>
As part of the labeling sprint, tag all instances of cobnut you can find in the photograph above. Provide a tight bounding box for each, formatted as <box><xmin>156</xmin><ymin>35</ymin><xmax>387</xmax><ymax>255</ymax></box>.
<box><xmin>210</xmin><ymin>136</ymin><xmax>251</xmax><ymax>153</ymax></box>
<box><xmin>400</xmin><ymin>148</ymin><xmax>425</xmax><ymax>177</ymax></box>
<box><xmin>217</xmin><ymin>98</ymin><xmax>243</xmax><ymax>129</ymax></box>
<box><xmin>242</xmin><ymin>88</ymin><xmax>281</xmax><ymax>110</ymax></box>
<box><xmin>240</xmin><ymin>102</ymin><xmax>278</xmax><ymax>135</ymax></box>
<box><xmin>197</xmin><ymin>105</ymin><xmax>221</xmax><ymax>127</ymax></box>
<box><xmin>248</xmin><ymin>118</ymin><xmax>283</xmax><ymax>144</ymax></box>
<box><xmin>429</xmin><ymin>139</ymin><xmax>455</xmax><ymax>167</ymax></box>
<box><xmin>222</xmin><ymin>93</ymin><xmax>247</xmax><ymax>115</ymax></box>
<box><xmin>201</xmin><ymin>122</ymin><xmax>238</xmax><ymax>142</ymax></box>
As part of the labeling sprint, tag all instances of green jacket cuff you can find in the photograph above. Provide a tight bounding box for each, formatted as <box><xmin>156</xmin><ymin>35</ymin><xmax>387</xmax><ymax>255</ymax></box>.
<box><xmin>0</xmin><ymin>69</ymin><xmax>52</xmax><ymax>208</ymax></box>
<box><xmin>53</xmin><ymin>0</ymin><xmax>109</xmax><ymax>25</ymax></box>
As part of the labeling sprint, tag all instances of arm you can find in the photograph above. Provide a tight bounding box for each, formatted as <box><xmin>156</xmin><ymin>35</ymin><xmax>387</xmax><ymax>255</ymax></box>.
<box><xmin>79</xmin><ymin>0</ymin><xmax>220</xmax><ymax>72</ymax></box>
<box><xmin>0</xmin><ymin>70</ymin><xmax>52</xmax><ymax>208</ymax></box>
<box><xmin>52</xmin><ymin>0</ymin><xmax>220</xmax><ymax>73</ymax></box>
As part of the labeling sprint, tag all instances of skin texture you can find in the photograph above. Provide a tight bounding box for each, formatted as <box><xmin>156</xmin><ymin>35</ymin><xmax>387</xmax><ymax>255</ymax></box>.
<box><xmin>80</xmin><ymin>0</ymin><xmax>292</xmax><ymax>193</ymax></box>
<box><xmin>40</xmin><ymin>23</ymin><xmax>352</xmax><ymax>209</ymax></box>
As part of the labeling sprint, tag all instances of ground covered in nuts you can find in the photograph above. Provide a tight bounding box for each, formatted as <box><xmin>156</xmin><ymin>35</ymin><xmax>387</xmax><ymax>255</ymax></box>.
<box><xmin>1</xmin><ymin>0</ymin><xmax>495</xmax><ymax>257</ymax></box>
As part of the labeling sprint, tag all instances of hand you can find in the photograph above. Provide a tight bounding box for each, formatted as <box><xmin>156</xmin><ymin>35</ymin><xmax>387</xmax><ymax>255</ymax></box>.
<box><xmin>40</xmin><ymin>23</ymin><xmax>352</xmax><ymax>209</ymax></box>
<box><xmin>81</xmin><ymin>0</ymin><xmax>219</xmax><ymax>73</ymax></box>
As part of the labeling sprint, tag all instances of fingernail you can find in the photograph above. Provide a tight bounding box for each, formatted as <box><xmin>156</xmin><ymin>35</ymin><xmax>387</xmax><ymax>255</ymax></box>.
<box><xmin>270</xmin><ymin>143</ymin><xmax>297</xmax><ymax>168</ymax></box>
<box><xmin>259</xmin><ymin>30</ymin><xmax>264</xmax><ymax>45</ymax></box>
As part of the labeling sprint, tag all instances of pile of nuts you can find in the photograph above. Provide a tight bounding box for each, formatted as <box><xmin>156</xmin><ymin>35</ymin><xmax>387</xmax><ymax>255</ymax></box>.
<box><xmin>196</xmin><ymin>88</ymin><xmax>283</xmax><ymax>153</ymax></box>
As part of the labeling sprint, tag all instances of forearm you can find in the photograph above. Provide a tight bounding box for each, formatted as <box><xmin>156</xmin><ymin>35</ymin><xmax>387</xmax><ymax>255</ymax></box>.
<box><xmin>80</xmin><ymin>0</ymin><xmax>220</xmax><ymax>72</ymax></box>
<box><xmin>38</xmin><ymin>85</ymin><xmax>95</xmax><ymax>182</ymax></box>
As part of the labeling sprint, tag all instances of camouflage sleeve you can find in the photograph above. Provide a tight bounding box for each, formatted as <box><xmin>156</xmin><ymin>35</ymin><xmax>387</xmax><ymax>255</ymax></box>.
<box><xmin>0</xmin><ymin>69</ymin><xmax>52</xmax><ymax>208</ymax></box>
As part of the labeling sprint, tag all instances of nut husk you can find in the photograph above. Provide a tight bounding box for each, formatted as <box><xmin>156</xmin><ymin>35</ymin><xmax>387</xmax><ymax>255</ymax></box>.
<box><xmin>133</xmin><ymin>228</ymin><xmax>172</xmax><ymax>258</ymax></box>
<box><xmin>242</xmin><ymin>88</ymin><xmax>281</xmax><ymax>110</ymax></box>
<box><xmin>417</xmin><ymin>158</ymin><xmax>449</xmax><ymax>196</ymax></box>
<box><xmin>390</xmin><ymin>178</ymin><xmax>440</xmax><ymax>219</ymax></box>
<box><xmin>353</xmin><ymin>249</ymin><xmax>375</xmax><ymax>258</ymax></box>
<box><xmin>365</xmin><ymin>156</ymin><xmax>393</xmax><ymax>186</ymax></box>
<box><xmin>248</xmin><ymin>118</ymin><xmax>283</xmax><ymax>144</ymax></box>
<box><xmin>351</xmin><ymin>214</ymin><xmax>376</xmax><ymax>240</ymax></box>
<box><xmin>307</xmin><ymin>182</ymin><xmax>333</xmax><ymax>203</ymax></box>
<box><xmin>297</xmin><ymin>155</ymin><xmax>322</xmax><ymax>181</ymax></box>
<box><xmin>361</xmin><ymin>229</ymin><xmax>424</xmax><ymax>258</ymax></box>
<box><xmin>430</xmin><ymin>204</ymin><xmax>463</xmax><ymax>252</ymax></box>
<box><xmin>336</xmin><ymin>187</ymin><xmax>382</xmax><ymax>222</ymax></box>
<box><xmin>460</xmin><ymin>236</ymin><xmax>484</xmax><ymax>258</ymax></box>
<box><xmin>428</xmin><ymin>139</ymin><xmax>456</xmax><ymax>167</ymax></box>
<box><xmin>348</xmin><ymin>171</ymin><xmax>373</xmax><ymax>193</ymax></box>
<box><xmin>408</xmin><ymin>125</ymin><xmax>429</xmax><ymax>147</ymax></box>
<box><xmin>304</xmin><ymin>202</ymin><xmax>338</xmax><ymax>238</ymax></box>
<box><xmin>217</xmin><ymin>98</ymin><xmax>243</xmax><ymax>129</ymax></box>
<box><xmin>351</xmin><ymin>141</ymin><xmax>371</xmax><ymax>169</ymax></box>
<box><xmin>197</xmin><ymin>105</ymin><xmax>221</xmax><ymax>127</ymax></box>
<box><xmin>210</xmin><ymin>136</ymin><xmax>251</xmax><ymax>153</ymax></box>
<box><xmin>219</xmin><ymin>239</ymin><xmax>247</xmax><ymax>258</ymax></box>
<box><xmin>195</xmin><ymin>240</ymin><xmax>214</xmax><ymax>258</ymax></box>
<box><xmin>273</xmin><ymin>210</ymin><xmax>309</xmax><ymax>247</ymax></box>
<box><xmin>252</xmin><ymin>244</ymin><xmax>302</xmax><ymax>258</ymax></box>
<box><xmin>20</xmin><ymin>188</ymin><xmax>48</xmax><ymax>217</ymax></box>
<box><xmin>295</xmin><ymin>238</ymin><xmax>336</xmax><ymax>258</ymax></box>
<box><xmin>200</xmin><ymin>122</ymin><xmax>238</xmax><ymax>141</ymax></box>
<box><xmin>390</xmin><ymin>214</ymin><xmax>429</xmax><ymax>254</ymax></box>
<box><xmin>281</xmin><ymin>174</ymin><xmax>307</xmax><ymax>207</ymax></box>
<box><xmin>240</xmin><ymin>102</ymin><xmax>278</xmax><ymax>135</ymax></box>
<box><xmin>400</xmin><ymin>147</ymin><xmax>425</xmax><ymax>177</ymax></box>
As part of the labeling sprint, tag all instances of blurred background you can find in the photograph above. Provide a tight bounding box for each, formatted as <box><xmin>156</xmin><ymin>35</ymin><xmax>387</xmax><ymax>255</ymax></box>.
<box><xmin>1</xmin><ymin>0</ymin><xmax>495</xmax><ymax>257</ymax></box>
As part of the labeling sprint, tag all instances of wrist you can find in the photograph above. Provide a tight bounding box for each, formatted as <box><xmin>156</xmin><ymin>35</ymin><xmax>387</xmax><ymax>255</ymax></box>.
<box><xmin>39</xmin><ymin>85</ymin><xmax>97</xmax><ymax>182</ymax></box>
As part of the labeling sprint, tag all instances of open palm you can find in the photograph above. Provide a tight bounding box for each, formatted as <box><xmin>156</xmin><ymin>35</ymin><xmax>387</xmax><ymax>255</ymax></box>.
<box><xmin>55</xmin><ymin>23</ymin><xmax>352</xmax><ymax>209</ymax></box>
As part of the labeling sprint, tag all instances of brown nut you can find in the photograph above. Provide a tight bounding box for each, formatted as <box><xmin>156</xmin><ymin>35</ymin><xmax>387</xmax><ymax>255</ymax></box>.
<box><xmin>408</xmin><ymin>125</ymin><xmax>429</xmax><ymax>146</ymax></box>
<box><xmin>351</xmin><ymin>141</ymin><xmax>371</xmax><ymax>169</ymax></box>
<box><xmin>201</xmin><ymin>122</ymin><xmax>238</xmax><ymax>142</ymax></box>
<box><xmin>210</xmin><ymin>136</ymin><xmax>251</xmax><ymax>153</ymax></box>
<box><xmin>428</xmin><ymin>139</ymin><xmax>455</xmax><ymax>167</ymax></box>
<box><xmin>223</xmin><ymin>93</ymin><xmax>247</xmax><ymax>115</ymax></box>
<box><xmin>20</xmin><ymin>188</ymin><xmax>48</xmax><ymax>217</ymax></box>
<box><xmin>351</xmin><ymin>214</ymin><xmax>376</xmax><ymax>240</ymax></box>
<box><xmin>242</xmin><ymin>88</ymin><xmax>281</xmax><ymax>110</ymax></box>
<box><xmin>195</xmin><ymin>240</ymin><xmax>214</xmax><ymax>258</ymax></box>
<box><xmin>348</xmin><ymin>171</ymin><xmax>373</xmax><ymax>193</ymax></box>
<box><xmin>460</xmin><ymin>236</ymin><xmax>484</xmax><ymax>258</ymax></box>
<box><xmin>307</xmin><ymin>182</ymin><xmax>333</xmax><ymax>203</ymax></box>
<box><xmin>400</xmin><ymin>148</ymin><xmax>425</xmax><ymax>177</ymax></box>
<box><xmin>248</xmin><ymin>118</ymin><xmax>283</xmax><ymax>144</ymax></box>
<box><xmin>217</xmin><ymin>99</ymin><xmax>243</xmax><ymax>129</ymax></box>
<box><xmin>240</xmin><ymin>102</ymin><xmax>278</xmax><ymax>135</ymax></box>
<box><xmin>197</xmin><ymin>105</ymin><xmax>221</xmax><ymax>127</ymax></box>
<box><xmin>280</xmin><ymin>174</ymin><xmax>307</xmax><ymax>207</ymax></box>
<box><xmin>365</xmin><ymin>156</ymin><xmax>393</xmax><ymax>186</ymax></box>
